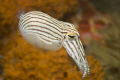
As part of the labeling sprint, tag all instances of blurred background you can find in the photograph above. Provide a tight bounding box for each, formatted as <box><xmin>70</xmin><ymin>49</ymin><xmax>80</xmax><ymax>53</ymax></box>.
<box><xmin>0</xmin><ymin>0</ymin><xmax>119</xmax><ymax>80</ymax></box>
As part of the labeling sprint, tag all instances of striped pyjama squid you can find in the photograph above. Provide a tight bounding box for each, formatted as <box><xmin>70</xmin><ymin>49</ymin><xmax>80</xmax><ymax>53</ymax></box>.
<box><xmin>19</xmin><ymin>11</ymin><xmax>90</xmax><ymax>79</ymax></box>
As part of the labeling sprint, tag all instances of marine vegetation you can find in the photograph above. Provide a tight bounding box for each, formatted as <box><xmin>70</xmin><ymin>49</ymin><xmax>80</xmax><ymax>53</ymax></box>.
<box><xmin>0</xmin><ymin>0</ymin><xmax>78</xmax><ymax>38</ymax></box>
<box><xmin>3</xmin><ymin>32</ymin><xmax>104</xmax><ymax>80</ymax></box>
<box><xmin>86</xmin><ymin>14</ymin><xmax>120</xmax><ymax>80</ymax></box>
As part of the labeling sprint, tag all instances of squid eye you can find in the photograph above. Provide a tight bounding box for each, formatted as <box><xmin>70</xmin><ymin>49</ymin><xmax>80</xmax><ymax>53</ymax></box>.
<box><xmin>68</xmin><ymin>35</ymin><xmax>75</xmax><ymax>38</ymax></box>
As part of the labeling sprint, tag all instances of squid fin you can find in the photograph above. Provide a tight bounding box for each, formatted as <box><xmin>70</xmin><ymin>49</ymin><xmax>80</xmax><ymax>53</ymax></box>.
<box><xmin>17</xmin><ymin>8</ymin><xmax>24</xmax><ymax>19</ymax></box>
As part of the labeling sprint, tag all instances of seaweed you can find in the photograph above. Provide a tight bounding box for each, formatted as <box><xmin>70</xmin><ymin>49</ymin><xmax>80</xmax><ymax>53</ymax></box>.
<box><xmin>3</xmin><ymin>32</ymin><xmax>104</xmax><ymax>80</ymax></box>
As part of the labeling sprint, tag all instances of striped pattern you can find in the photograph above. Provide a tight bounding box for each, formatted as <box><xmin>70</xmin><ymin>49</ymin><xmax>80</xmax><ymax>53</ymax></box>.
<box><xmin>19</xmin><ymin>11</ymin><xmax>63</xmax><ymax>44</ymax></box>
<box><xmin>62</xmin><ymin>25</ymin><xmax>90</xmax><ymax>79</ymax></box>
<box><xmin>19</xmin><ymin>11</ymin><xmax>90</xmax><ymax>79</ymax></box>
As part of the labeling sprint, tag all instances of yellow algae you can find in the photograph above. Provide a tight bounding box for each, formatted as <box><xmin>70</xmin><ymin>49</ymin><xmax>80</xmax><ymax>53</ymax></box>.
<box><xmin>3</xmin><ymin>32</ymin><xmax>104</xmax><ymax>80</ymax></box>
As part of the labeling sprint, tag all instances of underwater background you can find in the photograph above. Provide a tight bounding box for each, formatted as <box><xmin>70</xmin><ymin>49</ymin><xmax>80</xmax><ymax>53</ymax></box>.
<box><xmin>0</xmin><ymin>0</ymin><xmax>119</xmax><ymax>80</ymax></box>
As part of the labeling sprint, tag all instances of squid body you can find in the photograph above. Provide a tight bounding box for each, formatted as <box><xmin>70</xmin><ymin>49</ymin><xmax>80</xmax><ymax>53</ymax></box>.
<box><xmin>19</xmin><ymin>11</ymin><xmax>90</xmax><ymax>79</ymax></box>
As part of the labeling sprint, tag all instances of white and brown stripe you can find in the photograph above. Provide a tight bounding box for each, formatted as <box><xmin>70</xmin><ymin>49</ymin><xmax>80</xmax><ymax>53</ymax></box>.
<box><xmin>62</xmin><ymin>23</ymin><xmax>90</xmax><ymax>79</ymax></box>
<box><xmin>19</xmin><ymin>11</ymin><xmax>64</xmax><ymax>44</ymax></box>
<box><xmin>19</xmin><ymin>11</ymin><xmax>89</xmax><ymax>79</ymax></box>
